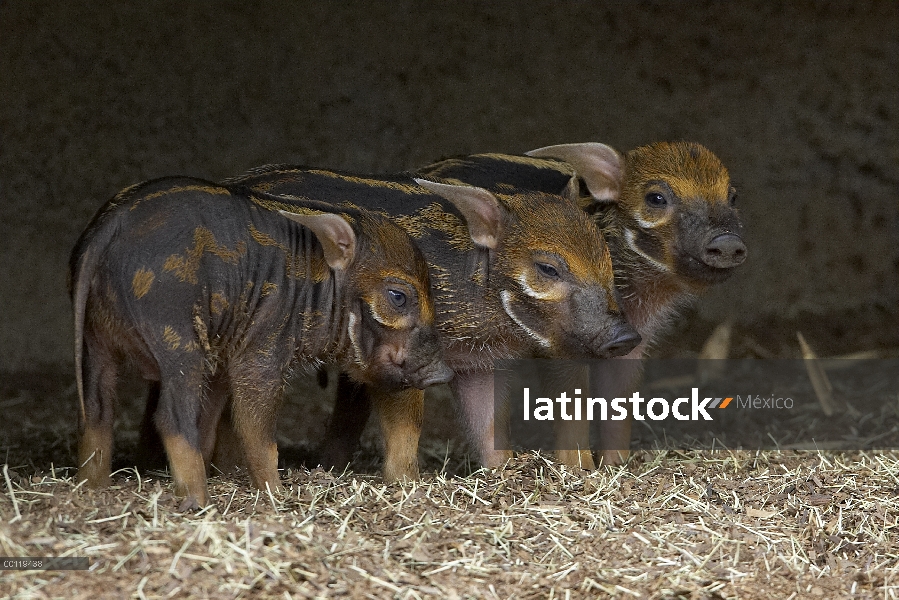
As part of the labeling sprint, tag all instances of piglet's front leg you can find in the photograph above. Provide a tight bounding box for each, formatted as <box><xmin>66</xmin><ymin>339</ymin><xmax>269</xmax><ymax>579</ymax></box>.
<box><xmin>451</xmin><ymin>369</ymin><xmax>512</xmax><ymax>469</ymax></box>
<box><xmin>546</xmin><ymin>363</ymin><xmax>596</xmax><ymax>470</ymax></box>
<box><xmin>373</xmin><ymin>386</ymin><xmax>424</xmax><ymax>482</ymax></box>
<box><xmin>591</xmin><ymin>353</ymin><xmax>645</xmax><ymax>466</ymax></box>
<box><xmin>319</xmin><ymin>373</ymin><xmax>374</xmax><ymax>473</ymax></box>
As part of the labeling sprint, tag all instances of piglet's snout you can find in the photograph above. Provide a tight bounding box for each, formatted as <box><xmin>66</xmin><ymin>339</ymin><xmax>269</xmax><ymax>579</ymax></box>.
<box><xmin>596</xmin><ymin>323</ymin><xmax>641</xmax><ymax>358</ymax></box>
<box><xmin>593</xmin><ymin>319</ymin><xmax>643</xmax><ymax>358</ymax></box>
<box><xmin>390</xmin><ymin>342</ymin><xmax>454</xmax><ymax>389</ymax></box>
<box><xmin>408</xmin><ymin>360</ymin><xmax>454</xmax><ymax>388</ymax></box>
<box><xmin>702</xmin><ymin>233</ymin><xmax>746</xmax><ymax>268</ymax></box>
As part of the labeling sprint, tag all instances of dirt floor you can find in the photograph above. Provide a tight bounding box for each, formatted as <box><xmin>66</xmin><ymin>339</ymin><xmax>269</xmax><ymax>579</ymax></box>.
<box><xmin>5</xmin><ymin>450</ymin><xmax>899</xmax><ymax>599</ymax></box>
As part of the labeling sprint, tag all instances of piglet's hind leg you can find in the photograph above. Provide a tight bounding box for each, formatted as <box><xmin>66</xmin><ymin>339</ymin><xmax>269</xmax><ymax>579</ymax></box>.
<box><xmin>77</xmin><ymin>339</ymin><xmax>119</xmax><ymax>489</ymax></box>
<box><xmin>155</xmin><ymin>368</ymin><xmax>209</xmax><ymax>508</ymax></box>
<box><xmin>136</xmin><ymin>381</ymin><xmax>167</xmax><ymax>470</ymax></box>
<box><xmin>451</xmin><ymin>369</ymin><xmax>513</xmax><ymax>469</ymax></box>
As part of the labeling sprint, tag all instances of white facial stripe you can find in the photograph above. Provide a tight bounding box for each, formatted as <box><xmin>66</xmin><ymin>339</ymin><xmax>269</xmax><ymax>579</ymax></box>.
<box><xmin>347</xmin><ymin>312</ymin><xmax>367</xmax><ymax>368</ymax></box>
<box><xmin>624</xmin><ymin>228</ymin><xmax>670</xmax><ymax>273</ymax></box>
<box><xmin>516</xmin><ymin>273</ymin><xmax>556</xmax><ymax>300</ymax></box>
<box><xmin>500</xmin><ymin>290</ymin><xmax>551</xmax><ymax>348</ymax></box>
<box><xmin>635</xmin><ymin>214</ymin><xmax>666</xmax><ymax>229</ymax></box>
<box><xmin>368</xmin><ymin>303</ymin><xmax>390</xmax><ymax>325</ymax></box>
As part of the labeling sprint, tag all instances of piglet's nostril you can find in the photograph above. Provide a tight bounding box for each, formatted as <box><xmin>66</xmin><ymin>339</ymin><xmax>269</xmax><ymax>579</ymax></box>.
<box><xmin>702</xmin><ymin>234</ymin><xmax>746</xmax><ymax>268</ymax></box>
<box><xmin>410</xmin><ymin>361</ymin><xmax>455</xmax><ymax>388</ymax></box>
<box><xmin>598</xmin><ymin>325</ymin><xmax>641</xmax><ymax>358</ymax></box>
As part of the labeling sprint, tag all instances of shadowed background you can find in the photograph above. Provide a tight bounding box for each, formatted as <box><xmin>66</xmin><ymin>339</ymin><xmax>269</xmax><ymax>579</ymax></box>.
<box><xmin>1</xmin><ymin>2</ymin><xmax>897</xmax><ymax>467</ymax></box>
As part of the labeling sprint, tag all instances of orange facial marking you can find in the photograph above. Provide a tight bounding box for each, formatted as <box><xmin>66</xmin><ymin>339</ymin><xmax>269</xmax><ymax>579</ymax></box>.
<box><xmin>516</xmin><ymin>270</ymin><xmax>566</xmax><ymax>302</ymax></box>
<box><xmin>667</xmin><ymin>173</ymin><xmax>730</xmax><ymax>206</ymax></box>
<box><xmin>627</xmin><ymin>142</ymin><xmax>731</xmax><ymax>205</ymax></box>
<box><xmin>377</xmin><ymin>268</ymin><xmax>436</xmax><ymax>324</ymax></box>
<box><xmin>606</xmin><ymin>290</ymin><xmax>620</xmax><ymax>313</ymax></box>
<box><xmin>529</xmin><ymin>205</ymin><xmax>613</xmax><ymax>282</ymax></box>
<box><xmin>420</xmin><ymin>295</ymin><xmax>436</xmax><ymax>325</ymax></box>
<box><xmin>557</xmin><ymin>242</ymin><xmax>615</xmax><ymax>288</ymax></box>
<box><xmin>501</xmin><ymin>191</ymin><xmax>615</xmax><ymax>289</ymax></box>
<box><xmin>356</xmin><ymin>212</ymin><xmax>436</xmax><ymax>327</ymax></box>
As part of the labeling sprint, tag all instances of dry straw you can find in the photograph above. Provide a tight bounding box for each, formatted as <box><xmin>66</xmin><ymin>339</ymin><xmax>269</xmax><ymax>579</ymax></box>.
<box><xmin>2</xmin><ymin>449</ymin><xmax>899</xmax><ymax>598</ymax></box>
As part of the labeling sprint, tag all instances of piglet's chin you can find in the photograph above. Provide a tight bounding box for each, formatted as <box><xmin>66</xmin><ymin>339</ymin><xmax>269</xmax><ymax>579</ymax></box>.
<box><xmin>360</xmin><ymin>354</ymin><xmax>454</xmax><ymax>390</ymax></box>
<box><xmin>406</xmin><ymin>360</ymin><xmax>454</xmax><ymax>389</ymax></box>
<box><xmin>678</xmin><ymin>254</ymin><xmax>741</xmax><ymax>284</ymax></box>
<box><xmin>594</xmin><ymin>324</ymin><xmax>641</xmax><ymax>358</ymax></box>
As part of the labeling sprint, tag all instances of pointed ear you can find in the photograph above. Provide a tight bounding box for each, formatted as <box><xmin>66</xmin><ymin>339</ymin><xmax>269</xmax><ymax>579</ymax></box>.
<box><xmin>561</xmin><ymin>175</ymin><xmax>581</xmax><ymax>204</ymax></box>
<box><xmin>560</xmin><ymin>175</ymin><xmax>601</xmax><ymax>214</ymax></box>
<box><xmin>279</xmin><ymin>211</ymin><xmax>356</xmax><ymax>270</ymax></box>
<box><xmin>526</xmin><ymin>142</ymin><xmax>623</xmax><ymax>203</ymax></box>
<box><xmin>414</xmin><ymin>178</ymin><xmax>502</xmax><ymax>249</ymax></box>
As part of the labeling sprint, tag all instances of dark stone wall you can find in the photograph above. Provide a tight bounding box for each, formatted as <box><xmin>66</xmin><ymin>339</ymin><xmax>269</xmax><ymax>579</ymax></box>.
<box><xmin>1</xmin><ymin>1</ymin><xmax>897</xmax><ymax>370</ymax></box>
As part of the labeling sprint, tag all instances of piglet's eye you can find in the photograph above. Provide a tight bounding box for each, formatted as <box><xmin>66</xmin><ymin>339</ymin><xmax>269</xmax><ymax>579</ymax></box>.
<box><xmin>536</xmin><ymin>262</ymin><xmax>560</xmax><ymax>279</ymax></box>
<box><xmin>645</xmin><ymin>192</ymin><xmax>667</xmax><ymax>207</ymax></box>
<box><xmin>387</xmin><ymin>289</ymin><xmax>407</xmax><ymax>309</ymax></box>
